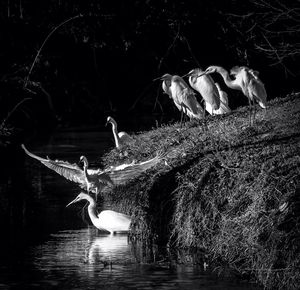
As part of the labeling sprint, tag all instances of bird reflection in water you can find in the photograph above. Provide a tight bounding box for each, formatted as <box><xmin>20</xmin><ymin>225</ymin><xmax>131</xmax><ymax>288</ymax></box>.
<box><xmin>85</xmin><ymin>234</ymin><xmax>131</xmax><ymax>266</ymax></box>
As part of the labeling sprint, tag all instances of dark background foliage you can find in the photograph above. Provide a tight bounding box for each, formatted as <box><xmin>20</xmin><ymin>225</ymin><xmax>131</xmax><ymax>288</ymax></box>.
<box><xmin>0</xmin><ymin>0</ymin><xmax>299</xmax><ymax>133</ymax></box>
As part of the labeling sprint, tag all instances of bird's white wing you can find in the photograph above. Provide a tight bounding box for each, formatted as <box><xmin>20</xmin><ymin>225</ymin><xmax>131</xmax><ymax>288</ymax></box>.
<box><xmin>178</xmin><ymin>87</ymin><xmax>200</xmax><ymax>114</ymax></box>
<box><xmin>162</xmin><ymin>81</ymin><xmax>172</xmax><ymax>98</ymax></box>
<box><xmin>219</xmin><ymin>90</ymin><xmax>229</xmax><ymax>105</ymax></box>
<box><xmin>22</xmin><ymin>144</ymin><xmax>86</xmax><ymax>186</ymax></box>
<box><xmin>118</xmin><ymin>132</ymin><xmax>133</xmax><ymax>144</ymax></box>
<box><xmin>230</xmin><ymin>66</ymin><xmax>248</xmax><ymax>76</ymax></box>
<box><xmin>205</xmin><ymin>102</ymin><xmax>214</xmax><ymax>115</ymax></box>
<box><xmin>105</xmin><ymin>153</ymin><xmax>163</xmax><ymax>186</ymax></box>
<box><xmin>248</xmin><ymin>78</ymin><xmax>268</xmax><ymax>108</ymax></box>
<box><xmin>97</xmin><ymin>210</ymin><xmax>130</xmax><ymax>220</ymax></box>
<box><xmin>86</xmin><ymin>168</ymin><xmax>114</xmax><ymax>188</ymax></box>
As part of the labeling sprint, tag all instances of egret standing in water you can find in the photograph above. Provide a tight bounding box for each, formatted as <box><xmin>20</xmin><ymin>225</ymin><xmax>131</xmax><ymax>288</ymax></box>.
<box><xmin>22</xmin><ymin>144</ymin><xmax>165</xmax><ymax>199</ymax></box>
<box><xmin>106</xmin><ymin>116</ymin><xmax>133</xmax><ymax>149</ymax></box>
<box><xmin>187</xmin><ymin>68</ymin><xmax>220</xmax><ymax>116</ymax></box>
<box><xmin>199</xmin><ymin>65</ymin><xmax>267</xmax><ymax>125</ymax></box>
<box><xmin>160</xmin><ymin>73</ymin><xmax>203</xmax><ymax>124</ymax></box>
<box><xmin>67</xmin><ymin>192</ymin><xmax>131</xmax><ymax>234</ymax></box>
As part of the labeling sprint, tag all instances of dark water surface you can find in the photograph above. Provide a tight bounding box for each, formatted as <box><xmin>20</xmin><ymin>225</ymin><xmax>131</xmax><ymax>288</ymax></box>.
<box><xmin>0</xmin><ymin>130</ymin><xmax>261</xmax><ymax>289</ymax></box>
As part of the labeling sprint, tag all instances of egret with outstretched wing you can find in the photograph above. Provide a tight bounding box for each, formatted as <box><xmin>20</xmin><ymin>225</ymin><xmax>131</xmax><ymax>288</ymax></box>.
<box><xmin>22</xmin><ymin>144</ymin><xmax>164</xmax><ymax>197</ymax></box>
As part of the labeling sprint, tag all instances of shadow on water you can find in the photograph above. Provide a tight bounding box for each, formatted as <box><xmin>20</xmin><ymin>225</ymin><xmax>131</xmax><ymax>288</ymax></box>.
<box><xmin>0</xmin><ymin>130</ymin><xmax>262</xmax><ymax>289</ymax></box>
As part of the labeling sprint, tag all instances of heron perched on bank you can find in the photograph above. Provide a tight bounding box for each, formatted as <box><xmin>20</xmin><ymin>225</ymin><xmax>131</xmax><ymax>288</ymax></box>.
<box><xmin>187</xmin><ymin>68</ymin><xmax>220</xmax><ymax>116</ymax></box>
<box><xmin>160</xmin><ymin>73</ymin><xmax>203</xmax><ymax>123</ymax></box>
<box><xmin>66</xmin><ymin>192</ymin><xmax>131</xmax><ymax>234</ymax></box>
<box><xmin>106</xmin><ymin>116</ymin><xmax>133</xmax><ymax>149</ymax></box>
<box><xmin>22</xmin><ymin>144</ymin><xmax>165</xmax><ymax>198</ymax></box>
<box><xmin>211</xmin><ymin>82</ymin><xmax>231</xmax><ymax>115</ymax></box>
<box><xmin>198</xmin><ymin>65</ymin><xmax>267</xmax><ymax>125</ymax></box>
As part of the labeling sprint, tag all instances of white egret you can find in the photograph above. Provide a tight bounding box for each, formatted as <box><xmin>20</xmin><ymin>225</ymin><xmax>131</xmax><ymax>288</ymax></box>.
<box><xmin>215</xmin><ymin>83</ymin><xmax>229</xmax><ymax>105</ymax></box>
<box><xmin>79</xmin><ymin>155</ymin><xmax>112</xmax><ymax>197</ymax></box>
<box><xmin>22</xmin><ymin>144</ymin><xmax>164</xmax><ymax>198</ymax></box>
<box><xmin>66</xmin><ymin>192</ymin><xmax>131</xmax><ymax>234</ymax></box>
<box><xmin>106</xmin><ymin>116</ymin><xmax>133</xmax><ymax>149</ymax></box>
<box><xmin>212</xmin><ymin>82</ymin><xmax>231</xmax><ymax>115</ymax></box>
<box><xmin>187</xmin><ymin>68</ymin><xmax>220</xmax><ymax>116</ymax></box>
<box><xmin>160</xmin><ymin>73</ymin><xmax>203</xmax><ymax>123</ymax></box>
<box><xmin>199</xmin><ymin>65</ymin><xmax>267</xmax><ymax>125</ymax></box>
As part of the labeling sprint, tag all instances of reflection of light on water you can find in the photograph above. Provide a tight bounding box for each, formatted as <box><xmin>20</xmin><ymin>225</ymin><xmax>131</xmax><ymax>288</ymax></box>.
<box><xmin>33</xmin><ymin>228</ymin><xmax>94</xmax><ymax>271</ymax></box>
<box><xmin>87</xmin><ymin>234</ymin><xmax>132</xmax><ymax>264</ymax></box>
<box><xmin>32</xmin><ymin>228</ymin><xmax>134</xmax><ymax>271</ymax></box>
<box><xmin>24</xmin><ymin>228</ymin><xmax>262</xmax><ymax>289</ymax></box>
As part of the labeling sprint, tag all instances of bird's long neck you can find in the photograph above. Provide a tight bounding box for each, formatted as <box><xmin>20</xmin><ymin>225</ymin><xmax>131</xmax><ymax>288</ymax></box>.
<box><xmin>83</xmin><ymin>161</ymin><xmax>91</xmax><ymax>183</ymax></box>
<box><xmin>86</xmin><ymin>196</ymin><xmax>99</xmax><ymax>227</ymax></box>
<box><xmin>110</xmin><ymin>121</ymin><xmax>121</xmax><ymax>148</ymax></box>
<box><xmin>216</xmin><ymin>67</ymin><xmax>240</xmax><ymax>91</ymax></box>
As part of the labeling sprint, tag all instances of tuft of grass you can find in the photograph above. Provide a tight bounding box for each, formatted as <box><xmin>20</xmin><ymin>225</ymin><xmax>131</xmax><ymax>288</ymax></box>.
<box><xmin>101</xmin><ymin>93</ymin><xmax>300</xmax><ymax>289</ymax></box>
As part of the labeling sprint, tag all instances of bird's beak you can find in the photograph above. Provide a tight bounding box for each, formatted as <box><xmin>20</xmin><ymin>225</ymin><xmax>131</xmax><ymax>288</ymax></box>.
<box><xmin>153</xmin><ymin>76</ymin><xmax>162</xmax><ymax>81</ymax></box>
<box><xmin>196</xmin><ymin>71</ymin><xmax>207</xmax><ymax>77</ymax></box>
<box><xmin>105</xmin><ymin>121</ymin><xmax>109</xmax><ymax>127</ymax></box>
<box><xmin>66</xmin><ymin>196</ymin><xmax>80</xmax><ymax>207</ymax></box>
<box><xmin>181</xmin><ymin>72</ymin><xmax>192</xmax><ymax>78</ymax></box>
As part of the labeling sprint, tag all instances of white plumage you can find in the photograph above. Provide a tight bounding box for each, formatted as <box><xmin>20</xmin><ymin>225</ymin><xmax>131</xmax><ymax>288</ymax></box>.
<box><xmin>67</xmin><ymin>192</ymin><xmax>131</xmax><ymax>234</ymax></box>
<box><xmin>161</xmin><ymin>73</ymin><xmax>203</xmax><ymax>120</ymax></box>
<box><xmin>22</xmin><ymin>144</ymin><xmax>164</xmax><ymax>197</ymax></box>
<box><xmin>106</xmin><ymin>116</ymin><xmax>133</xmax><ymax>149</ymax></box>
<box><xmin>187</xmin><ymin>68</ymin><xmax>220</xmax><ymax>115</ymax></box>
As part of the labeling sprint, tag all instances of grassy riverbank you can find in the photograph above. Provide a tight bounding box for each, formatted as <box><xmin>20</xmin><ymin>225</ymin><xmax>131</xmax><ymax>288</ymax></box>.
<box><xmin>101</xmin><ymin>93</ymin><xmax>300</xmax><ymax>289</ymax></box>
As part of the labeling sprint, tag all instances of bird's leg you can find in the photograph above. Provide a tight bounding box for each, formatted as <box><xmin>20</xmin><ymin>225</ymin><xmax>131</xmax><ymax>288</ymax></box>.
<box><xmin>81</xmin><ymin>186</ymin><xmax>90</xmax><ymax>220</ymax></box>
<box><xmin>252</xmin><ymin>101</ymin><xmax>256</xmax><ymax>125</ymax></box>
<box><xmin>180</xmin><ymin>105</ymin><xmax>184</xmax><ymax>128</ymax></box>
<box><xmin>202</xmin><ymin>101</ymin><xmax>208</xmax><ymax>132</ymax></box>
<box><xmin>248</xmin><ymin>98</ymin><xmax>252</xmax><ymax>126</ymax></box>
<box><xmin>95</xmin><ymin>188</ymin><xmax>98</xmax><ymax>202</ymax></box>
<box><xmin>183</xmin><ymin>112</ymin><xmax>188</xmax><ymax>124</ymax></box>
<box><xmin>262</xmin><ymin>107</ymin><xmax>268</xmax><ymax>120</ymax></box>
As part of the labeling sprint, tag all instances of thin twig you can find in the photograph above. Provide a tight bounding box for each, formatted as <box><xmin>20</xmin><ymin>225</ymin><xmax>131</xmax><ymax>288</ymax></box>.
<box><xmin>128</xmin><ymin>81</ymin><xmax>157</xmax><ymax>112</ymax></box>
<box><xmin>24</xmin><ymin>14</ymin><xmax>83</xmax><ymax>88</ymax></box>
<box><xmin>153</xmin><ymin>25</ymin><xmax>181</xmax><ymax>112</ymax></box>
<box><xmin>183</xmin><ymin>36</ymin><xmax>201</xmax><ymax>68</ymax></box>
<box><xmin>1</xmin><ymin>98</ymin><xmax>31</xmax><ymax>128</ymax></box>
<box><xmin>157</xmin><ymin>25</ymin><xmax>181</xmax><ymax>74</ymax></box>
<box><xmin>261</xmin><ymin>32</ymin><xmax>295</xmax><ymax>76</ymax></box>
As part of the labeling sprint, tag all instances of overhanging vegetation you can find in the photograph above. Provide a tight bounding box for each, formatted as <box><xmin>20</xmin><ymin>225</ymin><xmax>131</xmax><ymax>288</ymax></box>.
<box><xmin>101</xmin><ymin>93</ymin><xmax>300</xmax><ymax>289</ymax></box>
